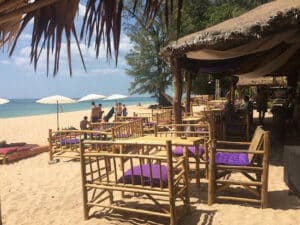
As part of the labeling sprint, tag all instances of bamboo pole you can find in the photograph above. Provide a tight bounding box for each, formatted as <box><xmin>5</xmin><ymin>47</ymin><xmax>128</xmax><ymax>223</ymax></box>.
<box><xmin>261</xmin><ymin>131</ymin><xmax>270</xmax><ymax>208</ymax></box>
<box><xmin>166</xmin><ymin>140</ymin><xmax>176</xmax><ymax>225</ymax></box>
<box><xmin>79</xmin><ymin>140</ymin><xmax>89</xmax><ymax>220</ymax></box>
<box><xmin>48</xmin><ymin>129</ymin><xmax>53</xmax><ymax>161</ymax></box>
<box><xmin>208</xmin><ymin>139</ymin><xmax>216</xmax><ymax>205</ymax></box>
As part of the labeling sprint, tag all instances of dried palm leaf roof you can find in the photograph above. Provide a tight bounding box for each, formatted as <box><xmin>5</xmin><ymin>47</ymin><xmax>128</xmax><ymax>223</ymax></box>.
<box><xmin>0</xmin><ymin>0</ymin><xmax>183</xmax><ymax>76</ymax></box>
<box><xmin>161</xmin><ymin>0</ymin><xmax>300</xmax><ymax>59</ymax></box>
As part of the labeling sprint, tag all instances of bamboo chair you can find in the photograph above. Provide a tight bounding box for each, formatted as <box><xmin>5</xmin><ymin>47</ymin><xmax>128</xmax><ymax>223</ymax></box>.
<box><xmin>208</xmin><ymin>126</ymin><xmax>270</xmax><ymax>208</ymax></box>
<box><xmin>48</xmin><ymin>129</ymin><xmax>110</xmax><ymax>161</ymax></box>
<box><xmin>223</xmin><ymin>109</ymin><xmax>251</xmax><ymax>141</ymax></box>
<box><xmin>154</xmin><ymin>123</ymin><xmax>211</xmax><ymax>186</ymax></box>
<box><xmin>80</xmin><ymin>140</ymin><xmax>190</xmax><ymax>225</ymax></box>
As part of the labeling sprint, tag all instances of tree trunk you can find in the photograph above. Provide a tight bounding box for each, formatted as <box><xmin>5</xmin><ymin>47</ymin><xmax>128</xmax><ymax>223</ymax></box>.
<box><xmin>172</xmin><ymin>58</ymin><xmax>183</xmax><ymax>124</ymax></box>
<box><xmin>185</xmin><ymin>71</ymin><xmax>191</xmax><ymax>113</ymax></box>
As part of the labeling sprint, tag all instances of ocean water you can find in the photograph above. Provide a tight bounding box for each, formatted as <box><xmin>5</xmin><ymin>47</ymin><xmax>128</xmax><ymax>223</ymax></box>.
<box><xmin>0</xmin><ymin>97</ymin><xmax>157</xmax><ymax>118</ymax></box>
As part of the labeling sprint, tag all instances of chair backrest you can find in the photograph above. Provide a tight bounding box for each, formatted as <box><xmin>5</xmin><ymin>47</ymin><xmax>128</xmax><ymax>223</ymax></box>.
<box><xmin>248</xmin><ymin>126</ymin><xmax>265</xmax><ymax>152</ymax></box>
<box><xmin>111</xmin><ymin>120</ymin><xmax>144</xmax><ymax>140</ymax></box>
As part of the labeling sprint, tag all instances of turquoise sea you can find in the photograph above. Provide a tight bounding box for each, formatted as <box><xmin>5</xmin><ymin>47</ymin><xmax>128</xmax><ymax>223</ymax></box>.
<box><xmin>0</xmin><ymin>97</ymin><xmax>157</xmax><ymax>118</ymax></box>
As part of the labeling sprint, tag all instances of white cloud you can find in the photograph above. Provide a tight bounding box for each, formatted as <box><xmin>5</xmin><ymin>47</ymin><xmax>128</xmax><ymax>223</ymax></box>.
<box><xmin>19</xmin><ymin>33</ymin><xmax>32</xmax><ymax>41</ymax></box>
<box><xmin>0</xmin><ymin>60</ymin><xmax>11</xmax><ymax>65</ymax></box>
<box><xmin>78</xmin><ymin>3</ymin><xmax>86</xmax><ymax>17</ymax></box>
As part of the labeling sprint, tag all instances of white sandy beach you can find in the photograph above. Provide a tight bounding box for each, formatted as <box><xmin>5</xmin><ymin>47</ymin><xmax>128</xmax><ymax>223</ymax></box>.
<box><xmin>0</xmin><ymin>107</ymin><xmax>300</xmax><ymax>225</ymax></box>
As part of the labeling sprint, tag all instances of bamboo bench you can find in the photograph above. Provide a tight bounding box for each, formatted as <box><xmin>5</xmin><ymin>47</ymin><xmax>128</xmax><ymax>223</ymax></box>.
<box><xmin>80</xmin><ymin>140</ymin><xmax>190</xmax><ymax>225</ymax></box>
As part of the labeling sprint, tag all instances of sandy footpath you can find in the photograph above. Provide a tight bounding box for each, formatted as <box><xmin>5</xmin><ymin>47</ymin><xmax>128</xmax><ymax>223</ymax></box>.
<box><xmin>0</xmin><ymin>107</ymin><xmax>300</xmax><ymax>225</ymax></box>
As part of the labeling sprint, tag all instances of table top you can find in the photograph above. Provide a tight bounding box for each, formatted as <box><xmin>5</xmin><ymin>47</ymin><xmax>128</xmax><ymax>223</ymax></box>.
<box><xmin>182</xmin><ymin>117</ymin><xmax>202</xmax><ymax>122</ymax></box>
<box><xmin>86</xmin><ymin>135</ymin><xmax>204</xmax><ymax>146</ymax></box>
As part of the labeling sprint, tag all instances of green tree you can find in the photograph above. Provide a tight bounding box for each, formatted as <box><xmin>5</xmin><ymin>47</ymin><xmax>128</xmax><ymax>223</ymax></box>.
<box><xmin>124</xmin><ymin>5</ymin><xmax>172</xmax><ymax>104</ymax></box>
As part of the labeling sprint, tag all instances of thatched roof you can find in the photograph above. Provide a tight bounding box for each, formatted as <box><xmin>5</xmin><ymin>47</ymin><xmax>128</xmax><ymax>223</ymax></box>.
<box><xmin>161</xmin><ymin>0</ymin><xmax>300</xmax><ymax>59</ymax></box>
<box><xmin>0</xmin><ymin>0</ymin><xmax>183</xmax><ymax>76</ymax></box>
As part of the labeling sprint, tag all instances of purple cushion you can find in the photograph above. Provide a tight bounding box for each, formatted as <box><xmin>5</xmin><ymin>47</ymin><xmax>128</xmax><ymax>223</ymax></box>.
<box><xmin>196</xmin><ymin>128</ymin><xmax>208</xmax><ymax>134</ymax></box>
<box><xmin>118</xmin><ymin>164</ymin><xmax>168</xmax><ymax>187</ymax></box>
<box><xmin>0</xmin><ymin>147</ymin><xmax>17</xmax><ymax>154</ymax></box>
<box><xmin>215</xmin><ymin>152</ymin><xmax>249</xmax><ymax>166</ymax></box>
<box><xmin>60</xmin><ymin>139</ymin><xmax>80</xmax><ymax>145</ymax></box>
<box><xmin>173</xmin><ymin>146</ymin><xmax>204</xmax><ymax>157</ymax></box>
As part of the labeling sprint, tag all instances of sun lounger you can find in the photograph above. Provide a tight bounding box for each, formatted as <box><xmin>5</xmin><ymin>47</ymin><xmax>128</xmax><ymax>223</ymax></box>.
<box><xmin>0</xmin><ymin>143</ymin><xmax>48</xmax><ymax>164</ymax></box>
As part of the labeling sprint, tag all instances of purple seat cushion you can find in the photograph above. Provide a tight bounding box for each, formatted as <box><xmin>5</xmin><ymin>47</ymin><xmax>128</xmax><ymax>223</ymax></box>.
<box><xmin>0</xmin><ymin>147</ymin><xmax>17</xmax><ymax>154</ymax></box>
<box><xmin>215</xmin><ymin>152</ymin><xmax>249</xmax><ymax>166</ymax></box>
<box><xmin>118</xmin><ymin>164</ymin><xmax>168</xmax><ymax>187</ymax></box>
<box><xmin>60</xmin><ymin>139</ymin><xmax>80</xmax><ymax>145</ymax></box>
<box><xmin>196</xmin><ymin>128</ymin><xmax>208</xmax><ymax>134</ymax></box>
<box><xmin>173</xmin><ymin>146</ymin><xmax>204</xmax><ymax>157</ymax></box>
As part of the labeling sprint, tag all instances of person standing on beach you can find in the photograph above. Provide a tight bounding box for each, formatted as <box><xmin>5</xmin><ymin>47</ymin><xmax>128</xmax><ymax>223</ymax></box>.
<box><xmin>116</xmin><ymin>103</ymin><xmax>122</xmax><ymax>117</ymax></box>
<box><xmin>256</xmin><ymin>87</ymin><xmax>268</xmax><ymax>125</ymax></box>
<box><xmin>80</xmin><ymin>116</ymin><xmax>89</xmax><ymax>130</ymax></box>
<box><xmin>122</xmin><ymin>104</ymin><xmax>128</xmax><ymax>116</ymax></box>
<box><xmin>98</xmin><ymin>103</ymin><xmax>104</xmax><ymax>120</ymax></box>
<box><xmin>90</xmin><ymin>101</ymin><xmax>99</xmax><ymax>122</ymax></box>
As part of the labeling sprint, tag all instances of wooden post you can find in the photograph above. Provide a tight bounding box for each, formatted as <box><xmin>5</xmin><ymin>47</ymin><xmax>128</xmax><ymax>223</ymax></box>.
<box><xmin>185</xmin><ymin>72</ymin><xmax>191</xmax><ymax>113</ymax></box>
<box><xmin>49</xmin><ymin>129</ymin><xmax>53</xmax><ymax>161</ymax></box>
<box><xmin>166</xmin><ymin>140</ymin><xmax>176</xmax><ymax>225</ymax></box>
<box><xmin>261</xmin><ymin>131</ymin><xmax>270</xmax><ymax>208</ymax></box>
<box><xmin>208</xmin><ymin>139</ymin><xmax>216</xmax><ymax>205</ymax></box>
<box><xmin>79</xmin><ymin>139</ymin><xmax>89</xmax><ymax>220</ymax></box>
<box><xmin>172</xmin><ymin>57</ymin><xmax>183</xmax><ymax>125</ymax></box>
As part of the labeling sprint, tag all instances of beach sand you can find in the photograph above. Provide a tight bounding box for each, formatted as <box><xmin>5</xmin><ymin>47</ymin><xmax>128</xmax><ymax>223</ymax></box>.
<box><xmin>0</xmin><ymin>107</ymin><xmax>300</xmax><ymax>225</ymax></box>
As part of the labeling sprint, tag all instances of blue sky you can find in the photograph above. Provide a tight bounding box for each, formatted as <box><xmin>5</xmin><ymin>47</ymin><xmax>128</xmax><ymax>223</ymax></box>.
<box><xmin>0</xmin><ymin>3</ymin><xmax>136</xmax><ymax>99</ymax></box>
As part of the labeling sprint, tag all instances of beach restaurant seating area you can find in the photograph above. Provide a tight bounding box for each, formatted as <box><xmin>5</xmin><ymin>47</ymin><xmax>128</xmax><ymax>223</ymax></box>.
<box><xmin>44</xmin><ymin>100</ymin><xmax>273</xmax><ymax>224</ymax></box>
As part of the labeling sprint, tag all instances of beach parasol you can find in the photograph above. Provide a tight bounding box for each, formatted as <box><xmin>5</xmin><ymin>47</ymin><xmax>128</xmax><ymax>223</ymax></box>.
<box><xmin>0</xmin><ymin>98</ymin><xmax>9</xmax><ymax>104</ymax></box>
<box><xmin>77</xmin><ymin>94</ymin><xmax>106</xmax><ymax>102</ymax></box>
<box><xmin>36</xmin><ymin>95</ymin><xmax>76</xmax><ymax>130</ymax></box>
<box><xmin>104</xmin><ymin>94</ymin><xmax>128</xmax><ymax>101</ymax></box>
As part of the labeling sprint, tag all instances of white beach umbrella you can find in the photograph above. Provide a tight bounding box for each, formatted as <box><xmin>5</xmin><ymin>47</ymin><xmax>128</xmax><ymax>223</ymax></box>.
<box><xmin>0</xmin><ymin>98</ymin><xmax>9</xmax><ymax>104</ymax></box>
<box><xmin>36</xmin><ymin>95</ymin><xmax>76</xmax><ymax>130</ymax></box>
<box><xmin>77</xmin><ymin>93</ymin><xmax>106</xmax><ymax>102</ymax></box>
<box><xmin>104</xmin><ymin>94</ymin><xmax>128</xmax><ymax>101</ymax></box>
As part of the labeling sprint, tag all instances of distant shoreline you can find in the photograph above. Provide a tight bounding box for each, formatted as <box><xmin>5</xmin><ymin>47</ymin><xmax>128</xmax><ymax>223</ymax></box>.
<box><xmin>0</xmin><ymin>97</ymin><xmax>157</xmax><ymax>119</ymax></box>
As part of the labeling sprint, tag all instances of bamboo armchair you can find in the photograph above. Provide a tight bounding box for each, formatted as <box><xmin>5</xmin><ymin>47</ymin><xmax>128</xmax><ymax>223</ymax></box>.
<box><xmin>80</xmin><ymin>140</ymin><xmax>190</xmax><ymax>225</ymax></box>
<box><xmin>154</xmin><ymin>123</ymin><xmax>211</xmax><ymax>186</ymax></box>
<box><xmin>89</xmin><ymin>121</ymin><xmax>125</xmax><ymax>131</ymax></box>
<box><xmin>48</xmin><ymin>129</ymin><xmax>111</xmax><ymax>161</ymax></box>
<box><xmin>208</xmin><ymin>126</ymin><xmax>270</xmax><ymax>208</ymax></box>
<box><xmin>223</xmin><ymin>110</ymin><xmax>251</xmax><ymax>141</ymax></box>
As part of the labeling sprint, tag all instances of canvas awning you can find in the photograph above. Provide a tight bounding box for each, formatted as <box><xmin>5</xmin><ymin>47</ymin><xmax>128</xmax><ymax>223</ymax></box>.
<box><xmin>186</xmin><ymin>29</ymin><xmax>300</xmax><ymax>61</ymax></box>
